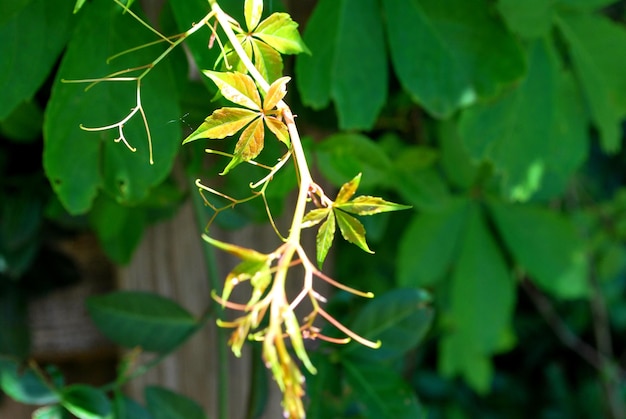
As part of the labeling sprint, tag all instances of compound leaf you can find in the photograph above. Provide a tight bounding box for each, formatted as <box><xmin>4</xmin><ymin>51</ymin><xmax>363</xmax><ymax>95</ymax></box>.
<box><xmin>336</xmin><ymin>196</ymin><xmax>411</xmax><ymax>216</ymax></box>
<box><xmin>335</xmin><ymin>209</ymin><xmax>372</xmax><ymax>254</ymax></box>
<box><xmin>254</xmin><ymin>12</ymin><xmax>309</xmax><ymax>55</ymax></box>
<box><xmin>316</xmin><ymin>210</ymin><xmax>336</xmax><ymax>267</ymax></box>
<box><xmin>183</xmin><ymin>108</ymin><xmax>258</xmax><ymax>143</ymax></box>
<box><xmin>203</xmin><ymin>70</ymin><xmax>261</xmax><ymax>110</ymax></box>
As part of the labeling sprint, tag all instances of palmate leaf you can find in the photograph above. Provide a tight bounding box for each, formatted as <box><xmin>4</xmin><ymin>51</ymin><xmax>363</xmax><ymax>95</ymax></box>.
<box><xmin>222</xmin><ymin>117</ymin><xmax>265</xmax><ymax>174</ymax></box>
<box><xmin>316</xmin><ymin>210</ymin><xmax>336</xmax><ymax>267</ymax></box>
<box><xmin>334</xmin><ymin>209</ymin><xmax>373</xmax><ymax>254</ymax></box>
<box><xmin>301</xmin><ymin>208</ymin><xmax>331</xmax><ymax>228</ymax></box>
<box><xmin>251</xmin><ymin>40</ymin><xmax>283</xmax><ymax>82</ymax></box>
<box><xmin>182</xmin><ymin>108</ymin><xmax>258</xmax><ymax>143</ymax></box>
<box><xmin>335</xmin><ymin>173</ymin><xmax>361</xmax><ymax>204</ymax></box>
<box><xmin>254</xmin><ymin>13</ymin><xmax>310</xmax><ymax>55</ymax></box>
<box><xmin>265</xmin><ymin>116</ymin><xmax>289</xmax><ymax>147</ymax></box>
<box><xmin>202</xmin><ymin>70</ymin><xmax>262</xmax><ymax>110</ymax></box>
<box><xmin>264</xmin><ymin>76</ymin><xmax>290</xmax><ymax>110</ymax></box>
<box><xmin>244</xmin><ymin>0</ymin><xmax>263</xmax><ymax>31</ymax></box>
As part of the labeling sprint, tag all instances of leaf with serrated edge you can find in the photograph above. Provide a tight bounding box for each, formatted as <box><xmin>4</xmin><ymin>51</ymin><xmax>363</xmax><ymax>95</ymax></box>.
<box><xmin>244</xmin><ymin>0</ymin><xmax>263</xmax><ymax>31</ymax></box>
<box><xmin>337</xmin><ymin>196</ymin><xmax>412</xmax><ymax>215</ymax></box>
<box><xmin>203</xmin><ymin>70</ymin><xmax>262</xmax><ymax>110</ymax></box>
<box><xmin>264</xmin><ymin>77</ymin><xmax>290</xmax><ymax>111</ymax></box>
<box><xmin>202</xmin><ymin>234</ymin><xmax>267</xmax><ymax>261</ymax></box>
<box><xmin>252</xmin><ymin>39</ymin><xmax>283</xmax><ymax>82</ymax></box>
<box><xmin>255</xmin><ymin>13</ymin><xmax>311</xmax><ymax>55</ymax></box>
<box><xmin>302</xmin><ymin>208</ymin><xmax>331</xmax><ymax>228</ymax></box>
<box><xmin>265</xmin><ymin>116</ymin><xmax>290</xmax><ymax>147</ymax></box>
<box><xmin>183</xmin><ymin>108</ymin><xmax>258</xmax><ymax>144</ymax></box>
<box><xmin>317</xmin><ymin>211</ymin><xmax>336</xmax><ymax>267</ymax></box>
<box><xmin>222</xmin><ymin>117</ymin><xmax>265</xmax><ymax>174</ymax></box>
<box><xmin>336</xmin><ymin>173</ymin><xmax>361</xmax><ymax>204</ymax></box>
<box><xmin>335</xmin><ymin>209</ymin><xmax>373</xmax><ymax>253</ymax></box>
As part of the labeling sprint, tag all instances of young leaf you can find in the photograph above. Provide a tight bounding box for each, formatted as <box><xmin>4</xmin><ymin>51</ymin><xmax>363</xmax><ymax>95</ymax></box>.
<box><xmin>251</xmin><ymin>40</ymin><xmax>283</xmax><ymax>82</ymax></box>
<box><xmin>222</xmin><ymin>117</ymin><xmax>265</xmax><ymax>174</ymax></box>
<box><xmin>334</xmin><ymin>209</ymin><xmax>373</xmax><ymax>254</ymax></box>
<box><xmin>222</xmin><ymin>258</ymin><xmax>270</xmax><ymax>304</ymax></box>
<box><xmin>336</xmin><ymin>196</ymin><xmax>412</xmax><ymax>215</ymax></box>
<box><xmin>244</xmin><ymin>0</ymin><xmax>263</xmax><ymax>31</ymax></box>
<box><xmin>264</xmin><ymin>116</ymin><xmax>290</xmax><ymax>147</ymax></box>
<box><xmin>263</xmin><ymin>76</ymin><xmax>290</xmax><ymax>111</ymax></box>
<box><xmin>202</xmin><ymin>234</ymin><xmax>268</xmax><ymax>262</ymax></box>
<box><xmin>86</xmin><ymin>291</ymin><xmax>197</xmax><ymax>353</ymax></box>
<box><xmin>183</xmin><ymin>108</ymin><xmax>258</xmax><ymax>144</ymax></box>
<box><xmin>301</xmin><ymin>208</ymin><xmax>331</xmax><ymax>229</ymax></box>
<box><xmin>316</xmin><ymin>211</ymin><xmax>336</xmax><ymax>267</ymax></box>
<box><xmin>202</xmin><ymin>70</ymin><xmax>262</xmax><ymax>110</ymax></box>
<box><xmin>61</xmin><ymin>385</ymin><xmax>112</xmax><ymax>419</ymax></box>
<box><xmin>335</xmin><ymin>173</ymin><xmax>361</xmax><ymax>204</ymax></box>
<box><xmin>255</xmin><ymin>13</ymin><xmax>310</xmax><ymax>55</ymax></box>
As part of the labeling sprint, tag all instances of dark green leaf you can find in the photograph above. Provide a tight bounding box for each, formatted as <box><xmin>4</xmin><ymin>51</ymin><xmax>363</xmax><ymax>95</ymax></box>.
<box><xmin>489</xmin><ymin>200</ymin><xmax>588</xmax><ymax>298</ymax></box>
<box><xmin>382</xmin><ymin>0</ymin><xmax>525</xmax><ymax>118</ymax></box>
<box><xmin>346</xmin><ymin>288</ymin><xmax>433</xmax><ymax>361</ymax></box>
<box><xmin>497</xmin><ymin>0</ymin><xmax>554</xmax><ymax>39</ymax></box>
<box><xmin>0</xmin><ymin>357</ymin><xmax>59</xmax><ymax>405</ymax></box>
<box><xmin>557</xmin><ymin>0</ymin><xmax>620</xmax><ymax>10</ymax></box>
<box><xmin>397</xmin><ymin>198</ymin><xmax>469</xmax><ymax>287</ymax></box>
<box><xmin>344</xmin><ymin>361</ymin><xmax>424</xmax><ymax>418</ymax></box>
<box><xmin>61</xmin><ymin>385</ymin><xmax>111</xmax><ymax>419</ymax></box>
<box><xmin>335</xmin><ymin>209</ymin><xmax>373</xmax><ymax>254</ymax></box>
<box><xmin>441</xmin><ymin>204</ymin><xmax>515</xmax><ymax>393</ymax></box>
<box><xmin>145</xmin><ymin>386</ymin><xmax>206</xmax><ymax>419</ymax></box>
<box><xmin>316</xmin><ymin>210</ymin><xmax>336</xmax><ymax>268</ymax></box>
<box><xmin>0</xmin><ymin>100</ymin><xmax>43</xmax><ymax>142</ymax></box>
<box><xmin>295</xmin><ymin>0</ymin><xmax>387</xmax><ymax>129</ymax></box>
<box><xmin>437</xmin><ymin>120</ymin><xmax>479</xmax><ymax>190</ymax></box>
<box><xmin>0</xmin><ymin>0</ymin><xmax>33</xmax><ymax>25</ymax></box>
<box><xmin>557</xmin><ymin>12</ymin><xmax>626</xmax><ymax>152</ymax></box>
<box><xmin>460</xmin><ymin>40</ymin><xmax>559</xmax><ymax>201</ymax></box>
<box><xmin>87</xmin><ymin>291</ymin><xmax>197</xmax><ymax>353</ymax></box>
<box><xmin>44</xmin><ymin>0</ymin><xmax>181</xmax><ymax>214</ymax></box>
<box><xmin>114</xmin><ymin>395</ymin><xmax>153</xmax><ymax>419</ymax></box>
<box><xmin>0</xmin><ymin>0</ymin><xmax>74</xmax><ymax>119</ymax></box>
<box><xmin>33</xmin><ymin>405</ymin><xmax>71</xmax><ymax>419</ymax></box>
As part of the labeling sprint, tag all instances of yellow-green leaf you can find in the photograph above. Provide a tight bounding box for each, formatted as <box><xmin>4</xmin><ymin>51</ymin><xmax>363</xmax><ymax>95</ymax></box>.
<box><xmin>316</xmin><ymin>211</ymin><xmax>336</xmax><ymax>267</ymax></box>
<box><xmin>255</xmin><ymin>13</ymin><xmax>311</xmax><ymax>55</ymax></box>
<box><xmin>335</xmin><ymin>209</ymin><xmax>373</xmax><ymax>254</ymax></box>
<box><xmin>264</xmin><ymin>76</ymin><xmax>290</xmax><ymax>111</ymax></box>
<box><xmin>203</xmin><ymin>70</ymin><xmax>262</xmax><ymax>110</ymax></box>
<box><xmin>244</xmin><ymin>0</ymin><xmax>263</xmax><ymax>31</ymax></box>
<box><xmin>336</xmin><ymin>196</ymin><xmax>412</xmax><ymax>216</ymax></box>
<box><xmin>265</xmin><ymin>116</ymin><xmax>290</xmax><ymax>147</ymax></box>
<box><xmin>223</xmin><ymin>258</ymin><xmax>269</xmax><ymax>305</ymax></box>
<box><xmin>284</xmin><ymin>309</ymin><xmax>317</xmax><ymax>374</ymax></box>
<box><xmin>301</xmin><ymin>208</ymin><xmax>331</xmax><ymax>228</ymax></box>
<box><xmin>183</xmin><ymin>108</ymin><xmax>258</xmax><ymax>144</ymax></box>
<box><xmin>336</xmin><ymin>173</ymin><xmax>361</xmax><ymax>204</ymax></box>
<box><xmin>251</xmin><ymin>39</ymin><xmax>283</xmax><ymax>82</ymax></box>
<box><xmin>202</xmin><ymin>234</ymin><xmax>267</xmax><ymax>261</ymax></box>
<box><xmin>222</xmin><ymin>117</ymin><xmax>265</xmax><ymax>174</ymax></box>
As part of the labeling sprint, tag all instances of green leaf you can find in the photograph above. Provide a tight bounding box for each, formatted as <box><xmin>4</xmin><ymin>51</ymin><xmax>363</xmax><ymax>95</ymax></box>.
<box><xmin>334</xmin><ymin>209</ymin><xmax>373</xmax><ymax>254</ymax></box>
<box><xmin>183</xmin><ymin>108</ymin><xmax>259</xmax><ymax>144</ymax></box>
<box><xmin>346</xmin><ymin>288</ymin><xmax>433</xmax><ymax>361</ymax></box>
<box><xmin>86</xmin><ymin>291</ymin><xmax>197</xmax><ymax>353</ymax></box>
<box><xmin>0</xmin><ymin>285</ymin><xmax>30</xmax><ymax>358</ymax></box>
<box><xmin>335</xmin><ymin>173</ymin><xmax>361</xmax><ymax>204</ymax></box>
<box><xmin>343</xmin><ymin>361</ymin><xmax>424</xmax><ymax>418</ymax></box>
<box><xmin>316</xmin><ymin>210</ymin><xmax>336</xmax><ymax>268</ymax></box>
<box><xmin>222</xmin><ymin>117</ymin><xmax>265</xmax><ymax>174</ymax></box>
<box><xmin>382</xmin><ymin>0</ymin><xmax>525</xmax><ymax>118</ymax></box>
<box><xmin>263</xmin><ymin>76</ymin><xmax>290</xmax><ymax>111</ymax></box>
<box><xmin>556</xmin><ymin>12</ymin><xmax>626</xmax><ymax>153</ymax></box>
<box><xmin>295</xmin><ymin>0</ymin><xmax>387</xmax><ymax>129</ymax></box>
<box><xmin>489</xmin><ymin>200</ymin><xmax>588</xmax><ymax>298</ymax></box>
<box><xmin>315</xmin><ymin>133</ymin><xmax>393</xmax><ymax>190</ymax></box>
<box><xmin>497</xmin><ymin>0</ymin><xmax>555</xmax><ymax>39</ymax></box>
<box><xmin>44</xmin><ymin>0</ymin><xmax>181</xmax><ymax>214</ymax></box>
<box><xmin>0</xmin><ymin>357</ymin><xmax>59</xmax><ymax>405</ymax></box>
<box><xmin>145</xmin><ymin>386</ymin><xmax>206</xmax><ymax>419</ymax></box>
<box><xmin>203</xmin><ymin>70</ymin><xmax>261</xmax><ymax>110</ymax></box>
<box><xmin>301</xmin><ymin>208</ymin><xmax>331</xmax><ymax>229</ymax></box>
<box><xmin>250</xmin><ymin>38</ymin><xmax>283</xmax><ymax>82</ymax></box>
<box><xmin>244</xmin><ymin>0</ymin><xmax>263</xmax><ymax>31</ymax></box>
<box><xmin>114</xmin><ymin>395</ymin><xmax>153</xmax><ymax>419</ymax></box>
<box><xmin>336</xmin><ymin>196</ymin><xmax>411</xmax><ymax>215</ymax></box>
<box><xmin>0</xmin><ymin>99</ymin><xmax>44</xmax><ymax>142</ymax></box>
<box><xmin>202</xmin><ymin>234</ymin><xmax>268</xmax><ymax>262</ymax></box>
<box><xmin>459</xmin><ymin>40</ymin><xmax>559</xmax><ymax>201</ymax></box>
<box><xmin>437</xmin><ymin>120</ymin><xmax>479</xmax><ymax>190</ymax></box>
<box><xmin>33</xmin><ymin>405</ymin><xmax>71</xmax><ymax>419</ymax></box>
<box><xmin>61</xmin><ymin>385</ymin><xmax>111</xmax><ymax>419</ymax></box>
<box><xmin>305</xmin><ymin>356</ymin><xmax>343</xmax><ymax>419</ymax></box>
<box><xmin>441</xmin><ymin>204</ymin><xmax>515</xmax><ymax>393</ymax></box>
<box><xmin>0</xmin><ymin>0</ymin><xmax>74</xmax><ymax>119</ymax></box>
<box><xmin>0</xmin><ymin>0</ymin><xmax>33</xmax><ymax>25</ymax></box>
<box><xmin>254</xmin><ymin>12</ymin><xmax>310</xmax><ymax>55</ymax></box>
<box><xmin>397</xmin><ymin>198</ymin><xmax>469</xmax><ymax>287</ymax></box>
<box><xmin>557</xmin><ymin>0</ymin><xmax>620</xmax><ymax>10</ymax></box>
<box><xmin>222</xmin><ymin>258</ymin><xmax>271</xmax><ymax>307</ymax></box>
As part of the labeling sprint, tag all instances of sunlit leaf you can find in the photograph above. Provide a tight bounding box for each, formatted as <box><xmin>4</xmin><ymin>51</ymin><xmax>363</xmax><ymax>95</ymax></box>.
<box><xmin>264</xmin><ymin>116</ymin><xmax>290</xmax><ymax>147</ymax></box>
<box><xmin>251</xmin><ymin>40</ymin><xmax>283</xmax><ymax>82</ymax></box>
<box><xmin>223</xmin><ymin>258</ymin><xmax>270</xmax><ymax>304</ymax></box>
<box><xmin>316</xmin><ymin>211</ymin><xmax>336</xmax><ymax>267</ymax></box>
<box><xmin>203</xmin><ymin>70</ymin><xmax>262</xmax><ymax>110</ymax></box>
<box><xmin>264</xmin><ymin>76</ymin><xmax>290</xmax><ymax>111</ymax></box>
<box><xmin>221</xmin><ymin>117</ymin><xmax>264</xmax><ymax>174</ymax></box>
<box><xmin>301</xmin><ymin>208</ymin><xmax>331</xmax><ymax>229</ymax></box>
<box><xmin>202</xmin><ymin>234</ymin><xmax>268</xmax><ymax>262</ymax></box>
<box><xmin>254</xmin><ymin>13</ymin><xmax>310</xmax><ymax>55</ymax></box>
<box><xmin>334</xmin><ymin>209</ymin><xmax>373</xmax><ymax>254</ymax></box>
<box><xmin>337</xmin><ymin>196</ymin><xmax>411</xmax><ymax>215</ymax></box>
<box><xmin>335</xmin><ymin>173</ymin><xmax>361</xmax><ymax>204</ymax></box>
<box><xmin>61</xmin><ymin>385</ymin><xmax>112</xmax><ymax>419</ymax></box>
<box><xmin>183</xmin><ymin>108</ymin><xmax>258</xmax><ymax>144</ymax></box>
<box><xmin>244</xmin><ymin>0</ymin><xmax>263</xmax><ymax>31</ymax></box>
